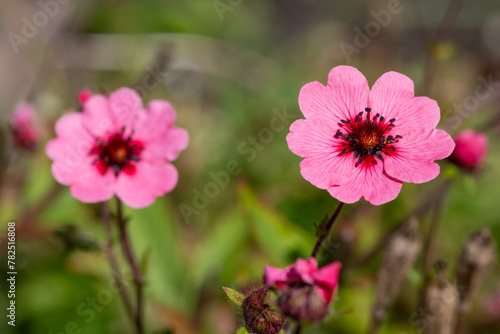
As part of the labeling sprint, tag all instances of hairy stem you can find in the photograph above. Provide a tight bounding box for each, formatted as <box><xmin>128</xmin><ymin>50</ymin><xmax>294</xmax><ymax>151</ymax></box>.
<box><xmin>293</xmin><ymin>322</ymin><xmax>302</xmax><ymax>334</ymax></box>
<box><xmin>115</xmin><ymin>197</ymin><xmax>145</xmax><ymax>334</ymax></box>
<box><xmin>311</xmin><ymin>202</ymin><xmax>345</xmax><ymax>258</ymax></box>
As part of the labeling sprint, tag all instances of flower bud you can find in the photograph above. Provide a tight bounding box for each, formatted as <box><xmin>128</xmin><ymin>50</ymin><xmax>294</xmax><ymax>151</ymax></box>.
<box><xmin>449</xmin><ymin>130</ymin><xmax>488</xmax><ymax>170</ymax></box>
<box><xmin>10</xmin><ymin>103</ymin><xmax>40</xmax><ymax>150</ymax></box>
<box><xmin>78</xmin><ymin>89</ymin><xmax>93</xmax><ymax>106</ymax></box>
<box><xmin>242</xmin><ymin>287</ymin><xmax>285</xmax><ymax>334</ymax></box>
<box><xmin>276</xmin><ymin>284</ymin><xmax>327</xmax><ymax>322</ymax></box>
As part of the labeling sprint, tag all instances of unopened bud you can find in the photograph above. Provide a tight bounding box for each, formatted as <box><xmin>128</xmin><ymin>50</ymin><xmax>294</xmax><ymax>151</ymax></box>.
<box><xmin>242</xmin><ymin>287</ymin><xmax>285</xmax><ymax>334</ymax></box>
<box><xmin>276</xmin><ymin>284</ymin><xmax>327</xmax><ymax>322</ymax></box>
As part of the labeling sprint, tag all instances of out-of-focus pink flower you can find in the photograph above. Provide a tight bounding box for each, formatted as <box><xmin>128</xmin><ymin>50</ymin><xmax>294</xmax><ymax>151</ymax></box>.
<box><xmin>263</xmin><ymin>257</ymin><xmax>341</xmax><ymax>321</ymax></box>
<box><xmin>78</xmin><ymin>89</ymin><xmax>93</xmax><ymax>106</ymax></box>
<box><xmin>46</xmin><ymin>87</ymin><xmax>189</xmax><ymax>209</ymax></box>
<box><xmin>483</xmin><ymin>287</ymin><xmax>500</xmax><ymax>318</ymax></box>
<box><xmin>11</xmin><ymin>103</ymin><xmax>40</xmax><ymax>150</ymax></box>
<box><xmin>449</xmin><ymin>130</ymin><xmax>488</xmax><ymax>169</ymax></box>
<box><xmin>287</xmin><ymin>66</ymin><xmax>455</xmax><ymax>205</ymax></box>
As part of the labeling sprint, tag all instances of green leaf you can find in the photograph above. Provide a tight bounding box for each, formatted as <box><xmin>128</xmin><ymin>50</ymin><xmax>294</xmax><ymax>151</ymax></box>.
<box><xmin>236</xmin><ymin>328</ymin><xmax>250</xmax><ymax>334</ymax></box>
<box><xmin>223</xmin><ymin>287</ymin><xmax>245</xmax><ymax>306</ymax></box>
<box><xmin>237</xmin><ymin>182</ymin><xmax>313</xmax><ymax>262</ymax></box>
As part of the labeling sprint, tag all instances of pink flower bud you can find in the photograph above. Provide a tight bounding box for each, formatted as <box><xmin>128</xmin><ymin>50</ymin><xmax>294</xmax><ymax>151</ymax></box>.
<box><xmin>11</xmin><ymin>103</ymin><xmax>40</xmax><ymax>150</ymax></box>
<box><xmin>242</xmin><ymin>287</ymin><xmax>285</xmax><ymax>334</ymax></box>
<box><xmin>449</xmin><ymin>130</ymin><xmax>488</xmax><ymax>169</ymax></box>
<box><xmin>263</xmin><ymin>257</ymin><xmax>341</xmax><ymax>322</ymax></box>
<box><xmin>78</xmin><ymin>89</ymin><xmax>93</xmax><ymax>106</ymax></box>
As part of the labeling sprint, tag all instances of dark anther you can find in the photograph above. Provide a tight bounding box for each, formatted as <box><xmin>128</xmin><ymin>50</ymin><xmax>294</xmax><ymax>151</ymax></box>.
<box><xmin>341</xmin><ymin>148</ymin><xmax>348</xmax><ymax>154</ymax></box>
<box><xmin>387</xmin><ymin>135</ymin><xmax>393</xmax><ymax>140</ymax></box>
<box><xmin>365</xmin><ymin>108</ymin><xmax>371</xmax><ymax>112</ymax></box>
<box><xmin>379</xmin><ymin>116</ymin><xmax>385</xmax><ymax>122</ymax></box>
<box><xmin>390</xmin><ymin>146</ymin><xmax>396</xmax><ymax>152</ymax></box>
<box><xmin>389</xmin><ymin>118</ymin><xmax>396</xmax><ymax>123</ymax></box>
<box><xmin>340</xmin><ymin>119</ymin><xmax>347</xmax><ymax>124</ymax></box>
<box><xmin>375</xmin><ymin>151</ymin><xmax>383</xmax><ymax>161</ymax></box>
<box><xmin>396</xmin><ymin>135</ymin><xmax>403</xmax><ymax>139</ymax></box>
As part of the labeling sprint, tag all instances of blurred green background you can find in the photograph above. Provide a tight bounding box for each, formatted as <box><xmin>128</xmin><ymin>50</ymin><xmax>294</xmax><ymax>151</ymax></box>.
<box><xmin>0</xmin><ymin>0</ymin><xmax>499</xmax><ymax>333</ymax></box>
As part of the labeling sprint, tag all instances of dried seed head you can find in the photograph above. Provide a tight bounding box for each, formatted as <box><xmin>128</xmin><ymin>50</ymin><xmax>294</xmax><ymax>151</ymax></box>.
<box><xmin>457</xmin><ymin>227</ymin><xmax>497</xmax><ymax>313</ymax></box>
<box><xmin>371</xmin><ymin>217</ymin><xmax>422</xmax><ymax>322</ymax></box>
<box><xmin>242</xmin><ymin>287</ymin><xmax>286</xmax><ymax>334</ymax></box>
<box><xmin>426</xmin><ymin>263</ymin><xmax>459</xmax><ymax>334</ymax></box>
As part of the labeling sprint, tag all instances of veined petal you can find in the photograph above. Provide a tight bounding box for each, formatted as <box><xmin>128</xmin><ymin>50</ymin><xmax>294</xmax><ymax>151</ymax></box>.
<box><xmin>328</xmin><ymin>157</ymin><xmax>403</xmax><ymax>205</ymax></box>
<box><xmin>384</xmin><ymin>129</ymin><xmax>455</xmax><ymax>184</ymax></box>
<box><xmin>299</xmin><ymin>66</ymin><xmax>370</xmax><ymax>123</ymax></box>
<box><xmin>287</xmin><ymin>119</ymin><xmax>355</xmax><ymax>188</ymax></box>
<box><xmin>369</xmin><ymin>72</ymin><xmax>440</xmax><ymax>134</ymax></box>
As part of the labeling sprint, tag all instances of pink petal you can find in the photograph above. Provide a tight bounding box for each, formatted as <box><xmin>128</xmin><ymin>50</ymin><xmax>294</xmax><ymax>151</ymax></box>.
<box><xmin>141</xmin><ymin>127</ymin><xmax>189</xmax><ymax>163</ymax></box>
<box><xmin>311</xmin><ymin>262</ymin><xmax>342</xmax><ymax>304</ymax></box>
<box><xmin>46</xmin><ymin>113</ymin><xmax>95</xmax><ymax>183</ymax></box>
<box><xmin>263</xmin><ymin>265</ymin><xmax>290</xmax><ymax>287</ymax></box>
<box><xmin>369</xmin><ymin>72</ymin><xmax>440</xmax><ymax>134</ymax></box>
<box><xmin>69</xmin><ymin>165</ymin><xmax>115</xmax><ymax>203</ymax></box>
<box><xmin>108</xmin><ymin>88</ymin><xmax>142</xmax><ymax>135</ymax></box>
<box><xmin>134</xmin><ymin>100</ymin><xmax>176</xmax><ymax>140</ymax></box>
<box><xmin>287</xmin><ymin>119</ymin><xmax>354</xmax><ymax>188</ymax></box>
<box><xmin>115</xmin><ymin>162</ymin><xmax>178</xmax><ymax>209</ymax></box>
<box><xmin>299</xmin><ymin>66</ymin><xmax>370</xmax><ymax>123</ymax></box>
<box><xmin>384</xmin><ymin>129</ymin><xmax>455</xmax><ymax>184</ymax></box>
<box><xmin>82</xmin><ymin>95</ymin><xmax>116</xmax><ymax>137</ymax></box>
<box><xmin>328</xmin><ymin>157</ymin><xmax>403</xmax><ymax>205</ymax></box>
<box><xmin>292</xmin><ymin>258</ymin><xmax>318</xmax><ymax>285</ymax></box>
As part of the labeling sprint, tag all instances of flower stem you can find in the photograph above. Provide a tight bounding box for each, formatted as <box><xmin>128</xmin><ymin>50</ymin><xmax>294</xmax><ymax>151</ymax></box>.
<box><xmin>100</xmin><ymin>202</ymin><xmax>135</xmax><ymax>325</ymax></box>
<box><xmin>367</xmin><ymin>320</ymin><xmax>382</xmax><ymax>334</ymax></box>
<box><xmin>293</xmin><ymin>322</ymin><xmax>302</xmax><ymax>334</ymax></box>
<box><xmin>311</xmin><ymin>202</ymin><xmax>345</xmax><ymax>258</ymax></box>
<box><xmin>115</xmin><ymin>197</ymin><xmax>145</xmax><ymax>334</ymax></box>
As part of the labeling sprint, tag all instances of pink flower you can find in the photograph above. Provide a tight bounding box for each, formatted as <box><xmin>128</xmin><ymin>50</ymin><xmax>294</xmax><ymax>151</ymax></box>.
<box><xmin>287</xmin><ymin>66</ymin><xmax>455</xmax><ymax>205</ymax></box>
<box><xmin>263</xmin><ymin>257</ymin><xmax>341</xmax><ymax>321</ymax></box>
<box><xmin>449</xmin><ymin>130</ymin><xmax>488</xmax><ymax>169</ymax></box>
<box><xmin>11</xmin><ymin>103</ymin><xmax>40</xmax><ymax>150</ymax></box>
<box><xmin>46</xmin><ymin>88</ymin><xmax>188</xmax><ymax>209</ymax></box>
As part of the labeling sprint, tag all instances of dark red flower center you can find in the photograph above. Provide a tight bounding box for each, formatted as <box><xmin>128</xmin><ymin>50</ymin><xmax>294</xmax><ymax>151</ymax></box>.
<box><xmin>90</xmin><ymin>131</ymin><xmax>144</xmax><ymax>176</ymax></box>
<box><xmin>335</xmin><ymin>108</ymin><xmax>402</xmax><ymax>166</ymax></box>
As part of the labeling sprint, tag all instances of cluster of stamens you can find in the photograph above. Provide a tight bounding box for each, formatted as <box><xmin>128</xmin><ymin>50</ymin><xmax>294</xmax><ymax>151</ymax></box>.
<box><xmin>90</xmin><ymin>129</ymin><xmax>143</xmax><ymax>176</ymax></box>
<box><xmin>334</xmin><ymin>108</ymin><xmax>402</xmax><ymax>166</ymax></box>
